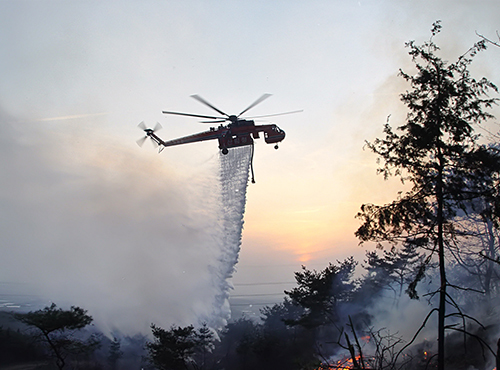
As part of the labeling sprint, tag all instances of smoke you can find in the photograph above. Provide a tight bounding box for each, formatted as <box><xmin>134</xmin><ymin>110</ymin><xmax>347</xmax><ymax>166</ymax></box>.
<box><xmin>0</xmin><ymin>110</ymin><xmax>251</xmax><ymax>335</ymax></box>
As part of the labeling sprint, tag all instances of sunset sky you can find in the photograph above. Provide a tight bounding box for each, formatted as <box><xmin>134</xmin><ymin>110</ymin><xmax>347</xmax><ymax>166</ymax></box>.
<box><xmin>1</xmin><ymin>0</ymin><xmax>500</xmax><ymax>331</ymax></box>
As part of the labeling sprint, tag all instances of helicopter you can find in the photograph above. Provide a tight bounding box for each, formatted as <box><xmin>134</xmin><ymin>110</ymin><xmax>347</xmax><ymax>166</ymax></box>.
<box><xmin>136</xmin><ymin>94</ymin><xmax>301</xmax><ymax>182</ymax></box>
<box><xmin>137</xmin><ymin>94</ymin><xmax>302</xmax><ymax>154</ymax></box>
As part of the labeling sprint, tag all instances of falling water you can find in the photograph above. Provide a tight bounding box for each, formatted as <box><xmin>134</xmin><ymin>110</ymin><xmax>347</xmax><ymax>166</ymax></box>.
<box><xmin>205</xmin><ymin>146</ymin><xmax>252</xmax><ymax>328</ymax></box>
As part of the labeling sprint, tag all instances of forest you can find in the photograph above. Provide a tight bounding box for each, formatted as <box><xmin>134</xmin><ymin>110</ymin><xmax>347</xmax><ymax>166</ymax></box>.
<box><xmin>2</xmin><ymin>23</ymin><xmax>500</xmax><ymax>370</ymax></box>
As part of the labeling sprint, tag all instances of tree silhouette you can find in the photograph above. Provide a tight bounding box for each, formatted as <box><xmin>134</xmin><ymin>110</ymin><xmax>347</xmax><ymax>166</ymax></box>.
<box><xmin>15</xmin><ymin>303</ymin><xmax>98</xmax><ymax>370</ymax></box>
<box><xmin>147</xmin><ymin>324</ymin><xmax>198</xmax><ymax>370</ymax></box>
<box><xmin>146</xmin><ymin>323</ymin><xmax>215</xmax><ymax>370</ymax></box>
<box><xmin>285</xmin><ymin>257</ymin><xmax>358</xmax><ymax>329</ymax></box>
<box><xmin>356</xmin><ymin>21</ymin><xmax>500</xmax><ymax>370</ymax></box>
<box><xmin>107</xmin><ymin>336</ymin><xmax>123</xmax><ymax>370</ymax></box>
<box><xmin>362</xmin><ymin>244</ymin><xmax>425</xmax><ymax>302</ymax></box>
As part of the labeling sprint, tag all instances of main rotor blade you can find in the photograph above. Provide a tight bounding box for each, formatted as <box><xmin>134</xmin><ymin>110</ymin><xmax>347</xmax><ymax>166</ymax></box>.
<box><xmin>238</xmin><ymin>93</ymin><xmax>272</xmax><ymax>117</ymax></box>
<box><xmin>162</xmin><ymin>111</ymin><xmax>225</xmax><ymax>120</ymax></box>
<box><xmin>200</xmin><ymin>120</ymin><xmax>227</xmax><ymax>124</ymax></box>
<box><xmin>247</xmin><ymin>109</ymin><xmax>303</xmax><ymax>119</ymax></box>
<box><xmin>190</xmin><ymin>95</ymin><xmax>229</xmax><ymax>117</ymax></box>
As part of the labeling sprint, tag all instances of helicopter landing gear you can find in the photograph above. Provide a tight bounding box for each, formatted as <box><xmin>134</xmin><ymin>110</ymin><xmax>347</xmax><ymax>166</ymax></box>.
<box><xmin>221</xmin><ymin>148</ymin><xmax>229</xmax><ymax>155</ymax></box>
<box><xmin>274</xmin><ymin>144</ymin><xmax>279</xmax><ymax>150</ymax></box>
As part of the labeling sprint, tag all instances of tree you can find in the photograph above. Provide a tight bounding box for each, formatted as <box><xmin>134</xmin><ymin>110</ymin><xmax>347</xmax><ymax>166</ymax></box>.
<box><xmin>217</xmin><ymin>318</ymin><xmax>260</xmax><ymax>370</ymax></box>
<box><xmin>15</xmin><ymin>303</ymin><xmax>99</xmax><ymax>370</ymax></box>
<box><xmin>147</xmin><ymin>324</ymin><xmax>198</xmax><ymax>370</ymax></box>
<box><xmin>107</xmin><ymin>336</ymin><xmax>123</xmax><ymax>370</ymax></box>
<box><xmin>356</xmin><ymin>21</ymin><xmax>500</xmax><ymax>370</ymax></box>
<box><xmin>146</xmin><ymin>323</ymin><xmax>215</xmax><ymax>370</ymax></box>
<box><xmin>448</xmin><ymin>209</ymin><xmax>500</xmax><ymax>310</ymax></box>
<box><xmin>258</xmin><ymin>299</ymin><xmax>317</xmax><ymax>369</ymax></box>
<box><xmin>194</xmin><ymin>323</ymin><xmax>214</xmax><ymax>370</ymax></box>
<box><xmin>260</xmin><ymin>297</ymin><xmax>305</xmax><ymax>333</ymax></box>
<box><xmin>285</xmin><ymin>257</ymin><xmax>358</xmax><ymax>330</ymax></box>
<box><xmin>362</xmin><ymin>244</ymin><xmax>425</xmax><ymax>302</ymax></box>
<box><xmin>0</xmin><ymin>324</ymin><xmax>46</xmax><ymax>365</ymax></box>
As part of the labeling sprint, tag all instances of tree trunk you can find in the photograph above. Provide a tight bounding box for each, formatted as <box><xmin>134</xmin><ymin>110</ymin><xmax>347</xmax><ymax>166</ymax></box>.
<box><xmin>44</xmin><ymin>331</ymin><xmax>65</xmax><ymax>370</ymax></box>
<box><xmin>437</xmin><ymin>154</ymin><xmax>446</xmax><ymax>370</ymax></box>
<box><xmin>496</xmin><ymin>338</ymin><xmax>500</xmax><ymax>370</ymax></box>
<box><xmin>484</xmin><ymin>218</ymin><xmax>495</xmax><ymax>299</ymax></box>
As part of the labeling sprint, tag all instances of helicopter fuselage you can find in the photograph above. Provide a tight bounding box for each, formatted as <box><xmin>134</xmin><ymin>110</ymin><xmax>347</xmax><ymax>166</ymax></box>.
<box><xmin>146</xmin><ymin>119</ymin><xmax>285</xmax><ymax>155</ymax></box>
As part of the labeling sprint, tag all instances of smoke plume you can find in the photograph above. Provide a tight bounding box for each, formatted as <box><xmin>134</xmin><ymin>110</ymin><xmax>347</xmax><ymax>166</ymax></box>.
<box><xmin>0</xmin><ymin>111</ymin><xmax>252</xmax><ymax>335</ymax></box>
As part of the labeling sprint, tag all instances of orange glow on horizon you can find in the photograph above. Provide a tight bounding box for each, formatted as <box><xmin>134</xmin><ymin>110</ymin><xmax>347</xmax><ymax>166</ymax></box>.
<box><xmin>243</xmin><ymin>151</ymin><xmax>407</xmax><ymax>266</ymax></box>
<box><xmin>297</xmin><ymin>253</ymin><xmax>312</xmax><ymax>263</ymax></box>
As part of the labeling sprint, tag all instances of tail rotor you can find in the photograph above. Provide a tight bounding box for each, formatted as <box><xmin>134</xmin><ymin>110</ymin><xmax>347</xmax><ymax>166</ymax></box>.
<box><xmin>136</xmin><ymin>121</ymin><xmax>162</xmax><ymax>148</ymax></box>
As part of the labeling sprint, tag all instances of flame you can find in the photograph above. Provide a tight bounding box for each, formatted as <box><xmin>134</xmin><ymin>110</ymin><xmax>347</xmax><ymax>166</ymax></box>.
<box><xmin>360</xmin><ymin>335</ymin><xmax>371</xmax><ymax>343</ymax></box>
<box><xmin>317</xmin><ymin>355</ymin><xmax>369</xmax><ymax>370</ymax></box>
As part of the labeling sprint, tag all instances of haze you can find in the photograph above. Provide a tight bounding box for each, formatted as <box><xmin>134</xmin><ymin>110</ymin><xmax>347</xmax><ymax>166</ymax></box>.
<box><xmin>1</xmin><ymin>0</ymin><xmax>499</xmax><ymax>333</ymax></box>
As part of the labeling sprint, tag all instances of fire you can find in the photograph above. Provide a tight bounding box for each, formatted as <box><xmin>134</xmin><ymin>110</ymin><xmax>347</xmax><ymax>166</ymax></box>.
<box><xmin>317</xmin><ymin>355</ymin><xmax>370</xmax><ymax>370</ymax></box>
<box><xmin>360</xmin><ymin>335</ymin><xmax>371</xmax><ymax>344</ymax></box>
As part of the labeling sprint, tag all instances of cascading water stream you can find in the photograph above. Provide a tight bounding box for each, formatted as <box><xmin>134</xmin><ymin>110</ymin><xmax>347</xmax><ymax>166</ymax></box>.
<box><xmin>206</xmin><ymin>146</ymin><xmax>252</xmax><ymax>328</ymax></box>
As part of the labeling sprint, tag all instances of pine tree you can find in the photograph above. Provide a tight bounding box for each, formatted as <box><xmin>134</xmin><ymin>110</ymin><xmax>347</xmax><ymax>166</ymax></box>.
<box><xmin>356</xmin><ymin>21</ymin><xmax>500</xmax><ymax>369</ymax></box>
<box><xmin>15</xmin><ymin>303</ymin><xmax>98</xmax><ymax>370</ymax></box>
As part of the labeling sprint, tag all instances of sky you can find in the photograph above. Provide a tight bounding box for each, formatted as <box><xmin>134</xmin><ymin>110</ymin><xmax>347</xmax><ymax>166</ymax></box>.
<box><xmin>1</xmin><ymin>0</ymin><xmax>500</xmax><ymax>333</ymax></box>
